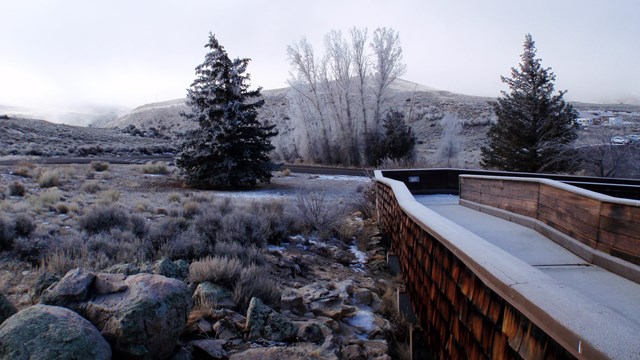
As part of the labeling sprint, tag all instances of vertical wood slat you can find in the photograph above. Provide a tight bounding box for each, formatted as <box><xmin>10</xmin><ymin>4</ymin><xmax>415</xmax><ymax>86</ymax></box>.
<box><xmin>375</xmin><ymin>181</ymin><xmax>576</xmax><ymax>359</ymax></box>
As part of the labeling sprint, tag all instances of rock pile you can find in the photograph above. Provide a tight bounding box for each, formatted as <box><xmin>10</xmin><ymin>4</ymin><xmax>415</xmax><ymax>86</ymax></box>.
<box><xmin>0</xmin><ymin>230</ymin><xmax>396</xmax><ymax>359</ymax></box>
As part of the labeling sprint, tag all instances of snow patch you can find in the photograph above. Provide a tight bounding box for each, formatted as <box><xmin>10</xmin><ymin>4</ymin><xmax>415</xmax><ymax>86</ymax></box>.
<box><xmin>349</xmin><ymin>242</ymin><xmax>368</xmax><ymax>273</ymax></box>
<box><xmin>314</xmin><ymin>175</ymin><xmax>370</xmax><ymax>182</ymax></box>
<box><xmin>347</xmin><ymin>308</ymin><xmax>376</xmax><ymax>339</ymax></box>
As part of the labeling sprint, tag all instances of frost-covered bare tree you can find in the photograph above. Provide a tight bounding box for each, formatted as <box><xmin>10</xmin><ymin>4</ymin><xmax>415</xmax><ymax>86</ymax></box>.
<box><xmin>574</xmin><ymin>130</ymin><xmax>639</xmax><ymax>178</ymax></box>
<box><xmin>287</xmin><ymin>38</ymin><xmax>333</xmax><ymax>163</ymax></box>
<box><xmin>286</xmin><ymin>27</ymin><xmax>407</xmax><ymax>166</ymax></box>
<box><xmin>350</xmin><ymin>27</ymin><xmax>369</xmax><ymax>134</ymax></box>
<box><xmin>371</xmin><ymin>27</ymin><xmax>407</xmax><ymax>129</ymax></box>
<box><xmin>436</xmin><ymin>113</ymin><xmax>462</xmax><ymax>167</ymax></box>
<box><xmin>322</xmin><ymin>30</ymin><xmax>361</xmax><ymax>164</ymax></box>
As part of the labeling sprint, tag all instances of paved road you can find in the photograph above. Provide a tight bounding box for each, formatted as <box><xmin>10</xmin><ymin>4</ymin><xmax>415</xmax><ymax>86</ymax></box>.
<box><xmin>0</xmin><ymin>155</ymin><xmax>371</xmax><ymax>177</ymax></box>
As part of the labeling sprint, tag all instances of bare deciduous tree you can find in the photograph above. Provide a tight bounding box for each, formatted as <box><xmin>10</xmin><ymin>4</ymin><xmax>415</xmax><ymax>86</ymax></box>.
<box><xmin>371</xmin><ymin>27</ymin><xmax>407</xmax><ymax>129</ymax></box>
<box><xmin>436</xmin><ymin>113</ymin><xmax>462</xmax><ymax>168</ymax></box>
<box><xmin>286</xmin><ymin>27</ymin><xmax>408</xmax><ymax>166</ymax></box>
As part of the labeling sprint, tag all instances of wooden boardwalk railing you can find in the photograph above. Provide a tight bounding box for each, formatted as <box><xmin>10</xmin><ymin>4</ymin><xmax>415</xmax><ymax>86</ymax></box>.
<box><xmin>375</xmin><ymin>170</ymin><xmax>640</xmax><ymax>359</ymax></box>
<box><xmin>460</xmin><ymin>175</ymin><xmax>640</xmax><ymax>268</ymax></box>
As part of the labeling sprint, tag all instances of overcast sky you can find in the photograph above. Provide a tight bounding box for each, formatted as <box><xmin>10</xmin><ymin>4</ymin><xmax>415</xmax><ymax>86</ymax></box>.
<box><xmin>1</xmin><ymin>0</ymin><xmax>638</xmax><ymax>110</ymax></box>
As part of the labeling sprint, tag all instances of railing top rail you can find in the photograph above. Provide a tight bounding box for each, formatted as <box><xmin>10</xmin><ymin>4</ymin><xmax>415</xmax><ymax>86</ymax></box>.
<box><xmin>460</xmin><ymin>174</ymin><xmax>640</xmax><ymax>207</ymax></box>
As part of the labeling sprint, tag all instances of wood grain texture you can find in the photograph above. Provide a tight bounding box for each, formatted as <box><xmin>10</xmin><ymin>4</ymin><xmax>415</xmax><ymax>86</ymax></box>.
<box><xmin>376</xmin><ymin>181</ymin><xmax>576</xmax><ymax>359</ymax></box>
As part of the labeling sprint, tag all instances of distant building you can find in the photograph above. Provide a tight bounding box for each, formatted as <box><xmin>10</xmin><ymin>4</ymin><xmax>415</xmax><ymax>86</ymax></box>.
<box><xmin>575</xmin><ymin>118</ymin><xmax>592</xmax><ymax>127</ymax></box>
<box><xmin>608</xmin><ymin>117</ymin><xmax>623</xmax><ymax>126</ymax></box>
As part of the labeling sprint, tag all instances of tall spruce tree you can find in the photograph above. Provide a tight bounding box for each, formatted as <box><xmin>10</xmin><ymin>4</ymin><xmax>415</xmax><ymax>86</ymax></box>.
<box><xmin>481</xmin><ymin>34</ymin><xmax>578</xmax><ymax>173</ymax></box>
<box><xmin>177</xmin><ymin>33</ymin><xmax>277</xmax><ymax>189</ymax></box>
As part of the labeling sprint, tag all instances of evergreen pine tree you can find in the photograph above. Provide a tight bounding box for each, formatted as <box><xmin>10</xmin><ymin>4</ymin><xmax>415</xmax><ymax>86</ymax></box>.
<box><xmin>366</xmin><ymin>109</ymin><xmax>416</xmax><ymax>166</ymax></box>
<box><xmin>481</xmin><ymin>34</ymin><xmax>578</xmax><ymax>173</ymax></box>
<box><xmin>177</xmin><ymin>33</ymin><xmax>277</xmax><ymax>189</ymax></box>
<box><xmin>382</xmin><ymin>109</ymin><xmax>416</xmax><ymax>162</ymax></box>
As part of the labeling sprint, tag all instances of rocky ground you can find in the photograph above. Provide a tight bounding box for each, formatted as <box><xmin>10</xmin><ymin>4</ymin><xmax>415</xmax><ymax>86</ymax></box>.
<box><xmin>0</xmin><ymin>162</ymin><xmax>407</xmax><ymax>359</ymax></box>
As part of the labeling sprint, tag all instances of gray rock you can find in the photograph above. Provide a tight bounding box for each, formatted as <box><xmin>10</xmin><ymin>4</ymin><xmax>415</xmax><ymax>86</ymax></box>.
<box><xmin>353</xmin><ymin>288</ymin><xmax>373</xmax><ymax>306</ymax></box>
<box><xmin>296</xmin><ymin>322</ymin><xmax>326</xmax><ymax>344</ymax></box>
<box><xmin>173</xmin><ymin>259</ymin><xmax>189</xmax><ymax>279</ymax></box>
<box><xmin>94</xmin><ymin>272</ymin><xmax>127</xmax><ymax>295</ymax></box>
<box><xmin>245</xmin><ymin>297</ymin><xmax>297</xmax><ymax>342</ymax></box>
<box><xmin>309</xmin><ymin>297</ymin><xmax>357</xmax><ymax>320</ymax></box>
<box><xmin>280</xmin><ymin>288</ymin><xmax>306</xmax><ymax>315</ymax></box>
<box><xmin>229</xmin><ymin>344</ymin><xmax>338</xmax><ymax>360</ymax></box>
<box><xmin>193</xmin><ymin>282</ymin><xmax>235</xmax><ymax>309</ymax></box>
<box><xmin>104</xmin><ymin>263</ymin><xmax>141</xmax><ymax>276</ymax></box>
<box><xmin>212</xmin><ymin>317</ymin><xmax>241</xmax><ymax>340</ymax></box>
<box><xmin>40</xmin><ymin>268</ymin><xmax>95</xmax><ymax>306</ymax></box>
<box><xmin>0</xmin><ymin>304</ymin><xmax>111</xmax><ymax>360</ymax></box>
<box><xmin>82</xmin><ymin>273</ymin><xmax>192</xmax><ymax>360</ymax></box>
<box><xmin>191</xmin><ymin>339</ymin><xmax>228</xmax><ymax>359</ymax></box>
<box><xmin>0</xmin><ymin>293</ymin><xmax>17</xmax><ymax>324</ymax></box>
<box><xmin>29</xmin><ymin>273</ymin><xmax>59</xmax><ymax>302</ymax></box>
<box><xmin>153</xmin><ymin>257</ymin><xmax>187</xmax><ymax>279</ymax></box>
<box><xmin>342</xmin><ymin>344</ymin><xmax>366</xmax><ymax>360</ymax></box>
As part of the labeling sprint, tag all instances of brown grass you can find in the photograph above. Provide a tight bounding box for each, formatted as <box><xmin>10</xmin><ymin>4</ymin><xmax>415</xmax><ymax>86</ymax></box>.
<box><xmin>189</xmin><ymin>256</ymin><xmax>243</xmax><ymax>287</ymax></box>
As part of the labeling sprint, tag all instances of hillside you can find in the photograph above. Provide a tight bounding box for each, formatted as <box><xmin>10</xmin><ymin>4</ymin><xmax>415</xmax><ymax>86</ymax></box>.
<box><xmin>0</xmin><ymin>117</ymin><xmax>175</xmax><ymax>158</ymax></box>
<box><xmin>103</xmin><ymin>79</ymin><xmax>640</xmax><ymax>168</ymax></box>
<box><xmin>103</xmin><ymin>79</ymin><xmax>496</xmax><ymax>167</ymax></box>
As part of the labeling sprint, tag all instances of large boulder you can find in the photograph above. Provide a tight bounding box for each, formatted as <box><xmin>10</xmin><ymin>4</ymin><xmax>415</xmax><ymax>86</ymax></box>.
<box><xmin>245</xmin><ymin>297</ymin><xmax>297</xmax><ymax>342</ymax></box>
<box><xmin>41</xmin><ymin>269</ymin><xmax>192</xmax><ymax>360</ymax></box>
<box><xmin>0</xmin><ymin>304</ymin><xmax>111</xmax><ymax>360</ymax></box>
<box><xmin>82</xmin><ymin>273</ymin><xmax>192</xmax><ymax>360</ymax></box>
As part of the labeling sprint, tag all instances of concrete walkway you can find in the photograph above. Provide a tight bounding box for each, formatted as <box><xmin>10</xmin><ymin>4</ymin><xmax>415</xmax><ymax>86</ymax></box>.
<box><xmin>416</xmin><ymin>194</ymin><xmax>640</xmax><ymax>327</ymax></box>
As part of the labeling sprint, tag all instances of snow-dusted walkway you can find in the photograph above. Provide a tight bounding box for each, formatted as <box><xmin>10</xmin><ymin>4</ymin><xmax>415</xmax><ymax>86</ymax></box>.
<box><xmin>416</xmin><ymin>194</ymin><xmax>640</xmax><ymax>327</ymax></box>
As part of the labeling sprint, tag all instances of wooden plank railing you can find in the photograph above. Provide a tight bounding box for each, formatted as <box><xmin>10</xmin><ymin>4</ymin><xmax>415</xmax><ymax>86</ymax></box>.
<box><xmin>375</xmin><ymin>170</ymin><xmax>640</xmax><ymax>359</ymax></box>
<box><xmin>460</xmin><ymin>175</ymin><xmax>640</xmax><ymax>267</ymax></box>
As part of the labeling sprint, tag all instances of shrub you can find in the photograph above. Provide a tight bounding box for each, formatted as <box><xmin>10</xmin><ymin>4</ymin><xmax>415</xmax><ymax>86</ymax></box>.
<box><xmin>38</xmin><ymin>170</ymin><xmax>61</xmax><ymax>188</ymax></box>
<box><xmin>40</xmin><ymin>235</ymin><xmax>105</xmax><ymax>275</ymax></box>
<box><xmin>214</xmin><ymin>241</ymin><xmax>265</xmax><ymax>266</ymax></box>
<box><xmin>8</xmin><ymin>181</ymin><xmax>26</xmax><ymax>197</ymax></box>
<box><xmin>146</xmin><ymin>217</ymin><xmax>189</xmax><ymax>250</ymax></box>
<box><xmin>33</xmin><ymin>188</ymin><xmax>62</xmax><ymax>209</ymax></box>
<box><xmin>167</xmin><ymin>192</ymin><xmax>182</xmax><ymax>203</ymax></box>
<box><xmin>55</xmin><ymin>203</ymin><xmax>69</xmax><ymax>214</ymax></box>
<box><xmin>232</xmin><ymin>265</ymin><xmax>280</xmax><ymax>312</ymax></box>
<box><xmin>0</xmin><ymin>215</ymin><xmax>15</xmax><ymax>250</ymax></box>
<box><xmin>133</xmin><ymin>201</ymin><xmax>151</xmax><ymax>213</ymax></box>
<box><xmin>12</xmin><ymin>165</ymin><xmax>33</xmax><ymax>178</ymax></box>
<box><xmin>188</xmin><ymin>256</ymin><xmax>243</xmax><ymax>287</ymax></box>
<box><xmin>250</xmin><ymin>200</ymin><xmax>295</xmax><ymax>245</ymax></box>
<box><xmin>13</xmin><ymin>213</ymin><xmax>35</xmax><ymax>237</ymax></box>
<box><xmin>141</xmin><ymin>162</ymin><xmax>170</xmax><ymax>175</ymax></box>
<box><xmin>182</xmin><ymin>201</ymin><xmax>201</xmax><ymax>219</ymax></box>
<box><xmin>98</xmin><ymin>189</ymin><xmax>121</xmax><ymax>204</ymax></box>
<box><xmin>80</xmin><ymin>181</ymin><xmax>101</xmax><ymax>194</ymax></box>
<box><xmin>192</xmin><ymin>210</ymin><xmax>223</xmax><ymax>245</ymax></box>
<box><xmin>129</xmin><ymin>214</ymin><xmax>148</xmax><ymax>238</ymax></box>
<box><xmin>90</xmin><ymin>161</ymin><xmax>109</xmax><ymax>172</ymax></box>
<box><xmin>295</xmin><ymin>192</ymin><xmax>343</xmax><ymax>236</ymax></box>
<box><xmin>351</xmin><ymin>182</ymin><xmax>377</xmax><ymax>219</ymax></box>
<box><xmin>79</xmin><ymin>204</ymin><xmax>130</xmax><ymax>234</ymax></box>
<box><xmin>13</xmin><ymin>235</ymin><xmax>50</xmax><ymax>265</ymax></box>
<box><xmin>85</xmin><ymin>230</ymin><xmax>151</xmax><ymax>265</ymax></box>
<box><xmin>218</xmin><ymin>209</ymin><xmax>269</xmax><ymax>247</ymax></box>
<box><xmin>159</xmin><ymin>228</ymin><xmax>211</xmax><ymax>261</ymax></box>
